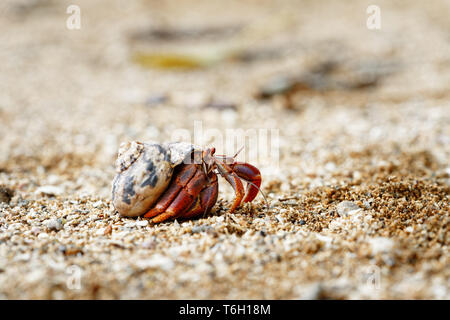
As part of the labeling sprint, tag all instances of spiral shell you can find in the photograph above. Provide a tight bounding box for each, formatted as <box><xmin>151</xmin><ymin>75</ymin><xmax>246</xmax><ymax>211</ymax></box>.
<box><xmin>112</xmin><ymin>141</ymin><xmax>196</xmax><ymax>217</ymax></box>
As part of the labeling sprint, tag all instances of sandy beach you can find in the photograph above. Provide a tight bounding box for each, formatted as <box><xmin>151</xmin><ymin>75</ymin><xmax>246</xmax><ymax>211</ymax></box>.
<box><xmin>0</xmin><ymin>0</ymin><xmax>449</xmax><ymax>299</ymax></box>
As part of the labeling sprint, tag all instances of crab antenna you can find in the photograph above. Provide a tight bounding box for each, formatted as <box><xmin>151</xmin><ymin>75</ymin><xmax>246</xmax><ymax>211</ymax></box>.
<box><xmin>232</xmin><ymin>145</ymin><xmax>245</xmax><ymax>159</ymax></box>
<box><xmin>214</xmin><ymin>146</ymin><xmax>245</xmax><ymax>159</ymax></box>
<box><xmin>214</xmin><ymin>146</ymin><xmax>245</xmax><ymax>165</ymax></box>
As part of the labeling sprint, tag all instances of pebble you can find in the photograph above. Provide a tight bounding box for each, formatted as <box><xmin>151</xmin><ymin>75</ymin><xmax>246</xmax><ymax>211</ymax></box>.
<box><xmin>145</xmin><ymin>94</ymin><xmax>168</xmax><ymax>107</ymax></box>
<box><xmin>297</xmin><ymin>283</ymin><xmax>324</xmax><ymax>300</ymax></box>
<box><xmin>37</xmin><ymin>233</ymin><xmax>49</xmax><ymax>239</ymax></box>
<box><xmin>103</xmin><ymin>225</ymin><xmax>113</xmax><ymax>235</ymax></box>
<box><xmin>66</xmin><ymin>214</ymin><xmax>78</xmax><ymax>221</ymax></box>
<box><xmin>124</xmin><ymin>221</ymin><xmax>136</xmax><ymax>228</ymax></box>
<box><xmin>0</xmin><ymin>187</ymin><xmax>14</xmax><ymax>204</ymax></box>
<box><xmin>95</xmin><ymin>228</ymin><xmax>106</xmax><ymax>235</ymax></box>
<box><xmin>35</xmin><ymin>186</ymin><xmax>63</xmax><ymax>196</ymax></box>
<box><xmin>204</xmin><ymin>101</ymin><xmax>237</xmax><ymax>111</ymax></box>
<box><xmin>316</xmin><ymin>234</ymin><xmax>333</xmax><ymax>247</ymax></box>
<box><xmin>58</xmin><ymin>245</ymin><xmax>67</xmax><ymax>253</ymax></box>
<box><xmin>136</xmin><ymin>220</ymin><xmax>148</xmax><ymax>227</ymax></box>
<box><xmin>275</xmin><ymin>214</ymin><xmax>285</xmax><ymax>223</ymax></box>
<box><xmin>172</xmin><ymin>91</ymin><xmax>210</xmax><ymax>109</ymax></box>
<box><xmin>45</xmin><ymin>218</ymin><xmax>63</xmax><ymax>231</ymax></box>
<box><xmin>31</xmin><ymin>227</ymin><xmax>41</xmax><ymax>235</ymax></box>
<box><xmin>191</xmin><ymin>225</ymin><xmax>215</xmax><ymax>234</ymax></box>
<box><xmin>92</xmin><ymin>201</ymin><xmax>103</xmax><ymax>208</ymax></box>
<box><xmin>27</xmin><ymin>209</ymin><xmax>37</xmax><ymax>217</ymax></box>
<box><xmin>363</xmin><ymin>200</ymin><xmax>372</xmax><ymax>209</ymax></box>
<box><xmin>14</xmin><ymin>253</ymin><xmax>31</xmax><ymax>262</ymax></box>
<box><xmin>353</xmin><ymin>171</ymin><xmax>362</xmax><ymax>180</ymax></box>
<box><xmin>135</xmin><ymin>254</ymin><xmax>174</xmax><ymax>271</ymax></box>
<box><xmin>324</xmin><ymin>162</ymin><xmax>336</xmax><ymax>171</ymax></box>
<box><xmin>336</xmin><ymin>201</ymin><xmax>362</xmax><ymax>216</ymax></box>
<box><xmin>368</xmin><ymin>237</ymin><xmax>394</xmax><ymax>254</ymax></box>
<box><xmin>142</xmin><ymin>239</ymin><xmax>156</xmax><ymax>249</ymax></box>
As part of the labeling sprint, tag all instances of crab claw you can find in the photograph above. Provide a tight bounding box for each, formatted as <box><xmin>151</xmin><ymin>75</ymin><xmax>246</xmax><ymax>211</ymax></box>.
<box><xmin>215</xmin><ymin>161</ymin><xmax>245</xmax><ymax>213</ymax></box>
<box><xmin>230</xmin><ymin>162</ymin><xmax>261</xmax><ymax>203</ymax></box>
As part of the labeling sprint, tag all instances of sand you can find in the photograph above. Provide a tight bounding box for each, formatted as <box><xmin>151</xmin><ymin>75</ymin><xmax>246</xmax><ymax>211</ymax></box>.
<box><xmin>0</xmin><ymin>0</ymin><xmax>449</xmax><ymax>299</ymax></box>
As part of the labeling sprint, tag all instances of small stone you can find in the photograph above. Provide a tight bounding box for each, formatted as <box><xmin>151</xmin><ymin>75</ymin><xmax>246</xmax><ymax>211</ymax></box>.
<box><xmin>204</xmin><ymin>101</ymin><xmax>237</xmax><ymax>111</ymax></box>
<box><xmin>316</xmin><ymin>234</ymin><xmax>333</xmax><ymax>247</ymax></box>
<box><xmin>92</xmin><ymin>201</ymin><xmax>103</xmax><ymax>208</ymax></box>
<box><xmin>298</xmin><ymin>283</ymin><xmax>324</xmax><ymax>300</ymax></box>
<box><xmin>14</xmin><ymin>253</ymin><xmax>30</xmax><ymax>262</ymax></box>
<box><xmin>28</xmin><ymin>209</ymin><xmax>38</xmax><ymax>217</ymax></box>
<box><xmin>104</xmin><ymin>225</ymin><xmax>113</xmax><ymax>235</ymax></box>
<box><xmin>299</xmin><ymin>220</ymin><xmax>306</xmax><ymax>225</ymax></box>
<box><xmin>172</xmin><ymin>91</ymin><xmax>210</xmax><ymax>109</ymax></box>
<box><xmin>46</xmin><ymin>218</ymin><xmax>63</xmax><ymax>231</ymax></box>
<box><xmin>64</xmin><ymin>247</ymin><xmax>84</xmax><ymax>256</ymax></box>
<box><xmin>145</xmin><ymin>94</ymin><xmax>168</xmax><ymax>106</ymax></box>
<box><xmin>142</xmin><ymin>239</ymin><xmax>156</xmax><ymax>249</ymax></box>
<box><xmin>363</xmin><ymin>200</ymin><xmax>372</xmax><ymax>209</ymax></box>
<box><xmin>0</xmin><ymin>187</ymin><xmax>14</xmax><ymax>204</ymax></box>
<box><xmin>337</xmin><ymin>201</ymin><xmax>361</xmax><ymax>216</ymax></box>
<box><xmin>191</xmin><ymin>225</ymin><xmax>215</xmax><ymax>234</ymax></box>
<box><xmin>38</xmin><ymin>233</ymin><xmax>49</xmax><ymax>239</ymax></box>
<box><xmin>35</xmin><ymin>186</ymin><xmax>63</xmax><ymax>196</ymax></box>
<box><xmin>324</xmin><ymin>162</ymin><xmax>336</xmax><ymax>171</ymax></box>
<box><xmin>95</xmin><ymin>228</ymin><xmax>106</xmax><ymax>235</ymax></box>
<box><xmin>136</xmin><ymin>220</ymin><xmax>149</xmax><ymax>227</ymax></box>
<box><xmin>124</xmin><ymin>221</ymin><xmax>136</xmax><ymax>228</ymax></box>
<box><xmin>368</xmin><ymin>237</ymin><xmax>394</xmax><ymax>254</ymax></box>
<box><xmin>31</xmin><ymin>227</ymin><xmax>41</xmax><ymax>235</ymax></box>
<box><xmin>17</xmin><ymin>199</ymin><xmax>29</xmax><ymax>207</ymax></box>
<box><xmin>135</xmin><ymin>254</ymin><xmax>174</xmax><ymax>271</ymax></box>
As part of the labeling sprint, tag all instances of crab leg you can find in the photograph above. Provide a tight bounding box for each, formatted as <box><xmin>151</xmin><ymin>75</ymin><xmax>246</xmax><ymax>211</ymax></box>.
<box><xmin>150</xmin><ymin>167</ymin><xmax>207</xmax><ymax>223</ymax></box>
<box><xmin>179</xmin><ymin>172</ymin><xmax>218</xmax><ymax>219</ymax></box>
<box><xmin>143</xmin><ymin>164</ymin><xmax>197</xmax><ymax>219</ymax></box>
<box><xmin>215</xmin><ymin>161</ymin><xmax>245</xmax><ymax>213</ymax></box>
<box><xmin>230</xmin><ymin>162</ymin><xmax>261</xmax><ymax>203</ymax></box>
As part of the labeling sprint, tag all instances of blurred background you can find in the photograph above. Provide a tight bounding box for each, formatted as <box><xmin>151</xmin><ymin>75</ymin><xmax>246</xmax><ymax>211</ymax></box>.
<box><xmin>0</xmin><ymin>0</ymin><xmax>449</xmax><ymax>299</ymax></box>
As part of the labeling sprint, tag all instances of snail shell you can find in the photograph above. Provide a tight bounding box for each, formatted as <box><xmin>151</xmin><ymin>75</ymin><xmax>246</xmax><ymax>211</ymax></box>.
<box><xmin>112</xmin><ymin>141</ymin><xmax>196</xmax><ymax>217</ymax></box>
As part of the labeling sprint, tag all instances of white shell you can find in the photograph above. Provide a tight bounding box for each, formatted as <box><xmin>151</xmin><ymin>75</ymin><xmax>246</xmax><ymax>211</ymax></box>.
<box><xmin>112</xmin><ymin>141</ymin><xmax>197</xmax><ymax>217</ymax></box>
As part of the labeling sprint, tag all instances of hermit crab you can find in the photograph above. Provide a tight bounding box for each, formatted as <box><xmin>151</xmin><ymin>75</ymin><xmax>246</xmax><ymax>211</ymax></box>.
<box><xmin>112</xmin><ymin>141</ymin><xmax>262</xmax><ymax>223</ymax></box>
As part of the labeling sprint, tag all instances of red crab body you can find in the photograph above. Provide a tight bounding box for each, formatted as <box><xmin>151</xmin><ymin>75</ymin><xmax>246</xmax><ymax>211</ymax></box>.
<box><xmin>143</xmin><ymin>148</ymin><xmax>261</xmax><ymax>223</ymax></box>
